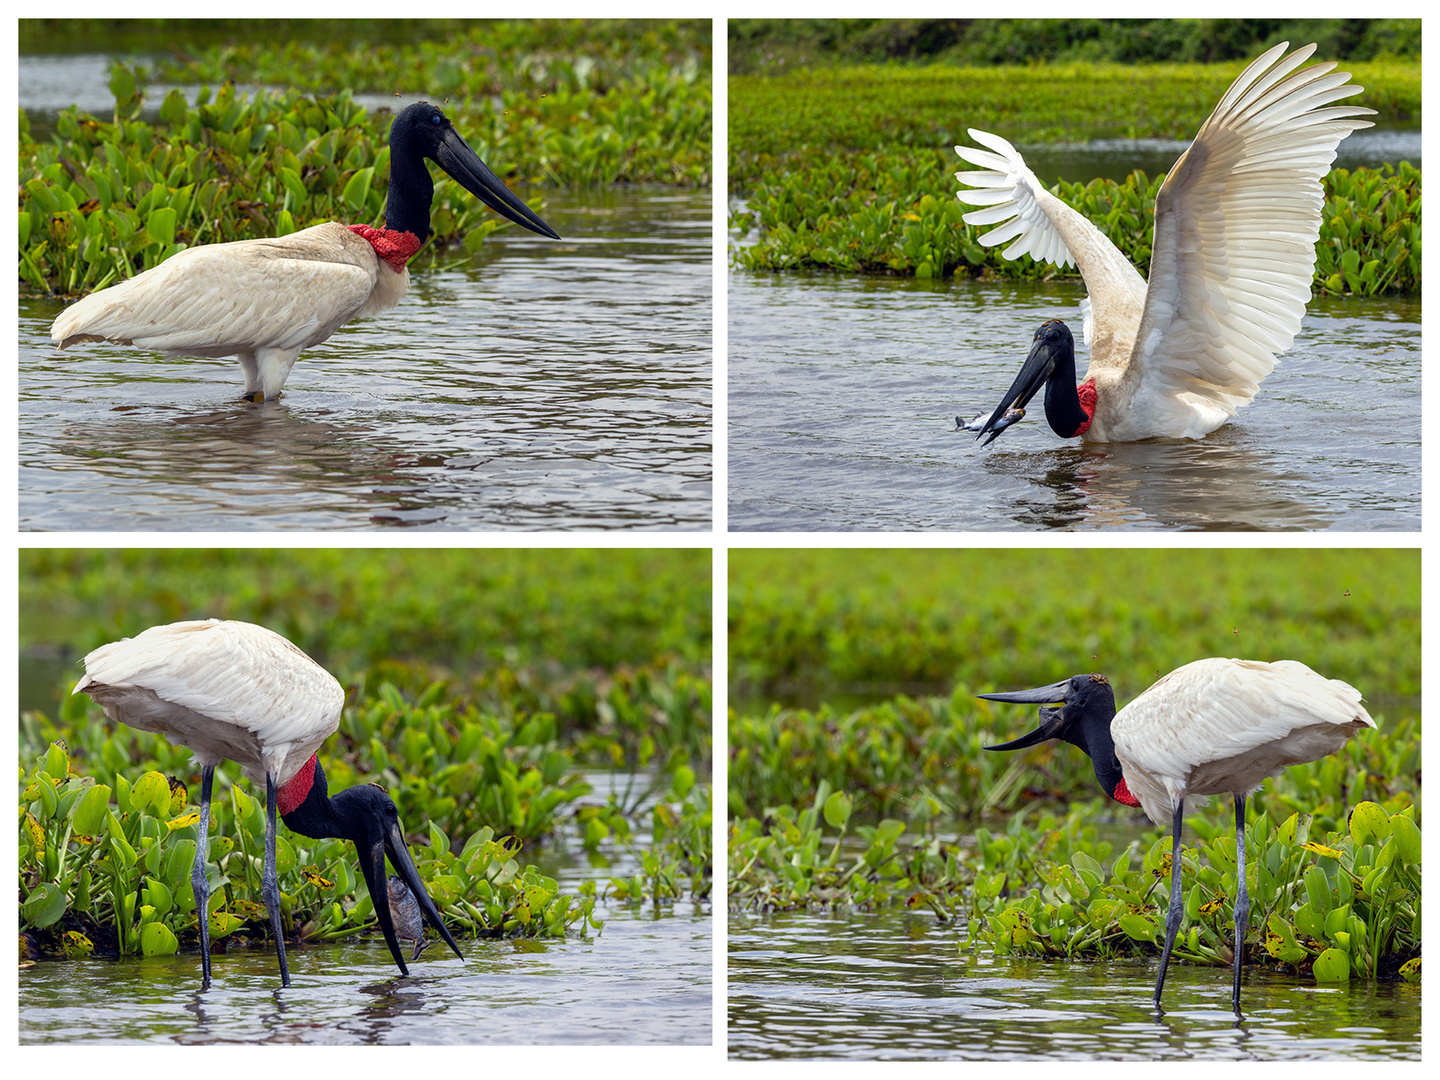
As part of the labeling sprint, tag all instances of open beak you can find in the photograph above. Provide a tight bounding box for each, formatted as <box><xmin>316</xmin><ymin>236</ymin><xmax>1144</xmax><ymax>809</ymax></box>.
<box><xmin>357</xmin><ymin>814</ymin><xmax>465</xmax><ymax>975</ymax></box>
<box><xmin>979</xmin><ymin>679</ymin><xmax>1073</xmax><ymax>750</ymax></box>
<box><xmin>435</xmin><ymin>126</ymin><xmax>560</xmax><ymax>240</ymax></box>
<box><xmin>969</xmin><ymin>333</ymin><xmax>1064</xmax><ymax>446</ymax></box>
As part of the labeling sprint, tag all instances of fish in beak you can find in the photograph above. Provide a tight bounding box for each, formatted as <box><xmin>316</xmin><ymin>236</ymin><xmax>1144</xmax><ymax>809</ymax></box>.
<box><xmin>962</xmin><ymin>319</ymin><xmax>1090</xmax><ymax>445</ymax></box>
<box><xmin>334</xmin><ymin>785</ymin><xmax>464</xmax><ymax>974</ymax></box>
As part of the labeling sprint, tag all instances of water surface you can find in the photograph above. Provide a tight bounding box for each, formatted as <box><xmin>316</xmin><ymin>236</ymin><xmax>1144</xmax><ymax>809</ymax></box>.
<box><xmin>729</xmin><ymin>909</ymin><xmax>1419</xmax><ymax>1060</ymax></box>
<box><xmin>728</xmin><ymin>272</ymin><xmax>1419</xmax><ymax>531</ymax></box>
<box><xmin>21</xmin><ymin>188</ymin><xmax>712</xmax><ymax>530</ymax></box>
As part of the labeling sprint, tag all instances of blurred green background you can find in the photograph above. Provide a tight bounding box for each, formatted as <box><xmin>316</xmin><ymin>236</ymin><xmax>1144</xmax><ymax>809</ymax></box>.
<box><xmin>729</xmin><ymin>548</ymin><xmax>1416</xmax><ymax>715</ymax></box>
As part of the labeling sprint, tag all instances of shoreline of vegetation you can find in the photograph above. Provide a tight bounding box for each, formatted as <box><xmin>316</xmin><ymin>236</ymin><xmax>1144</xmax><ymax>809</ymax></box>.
<box><xmin>20</xmin><ymin>19</ymin><xmax>710</xmax><ymax>297</ymax></box>
<box><xmin>728</xmin><ymin>58</ymin><xmax>1420</xmax><ymax>296</ymax></box>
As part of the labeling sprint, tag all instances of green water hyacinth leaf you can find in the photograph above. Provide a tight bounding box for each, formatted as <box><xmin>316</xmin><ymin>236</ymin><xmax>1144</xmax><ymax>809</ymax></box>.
<box><xmin>140</xmin><ymin>922</ymin><xmax>179</xmax><ymax>957</ymax></box>
<box><xmin>1118</xmin><ymin>912</ymin><xmax>1158</xmax><ymax>942</ymax></box>
<box><xmin>45</xmin><ymin>742</ymin><xmax>69</xmax><ymax>780</ymax></box>
<box><xmin>1304</xmin><ymin>866</ymin><xmax>1334</xmax><ymax>916</ymax></box>
<box><xmin>70</xmin><ymin>783</ymin><xmax>112</xmax><ymax>835</ymax></box>
<box><xmin>131</xmin><ymin>771</ymin><xmax>173</xmax><ymax>818</ymax></box>
<box><xmin>1390</xmin><ymin>814</ymin><xmax>1421</xmax><ymax>865</ymax></box>
<box><xmin>822</xmin><ymin>791</ymin><xmax>853</xmax><ymax>828</ymax></box>
<box><xmin>23</xmin><ymin>884</ymin><xmax>67</xmax><ymax>928</ymax></box>
<box><xmin>146</xmin><ymin>206</ymin><xmax>177</xmax><ymax>249</ymax></box>
<box><xmin>341</xmin><ymin>166</ymin><xmax>374</xmax><ymax>212</ymax></box>
<box><xmin>1265</xmin><ymin>914</ymin><xmax>1307</xmax><ymax>964</ymax></box>
<box><xmin>1349</xmin><ymin>801</ymin><xmax>1391</xmax><ymax>846</ymax></box>
<box><xmin>1313</xmin><ymin>947</ymin><xmax>1351</xmax><ymax>983</ymax></box>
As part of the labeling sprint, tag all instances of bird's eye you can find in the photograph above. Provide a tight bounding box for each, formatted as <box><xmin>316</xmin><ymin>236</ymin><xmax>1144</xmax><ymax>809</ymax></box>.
<box><xmin>431</xmin><ymin>114</ymin><xmax>441</xmax><ymax>124</ymax></box>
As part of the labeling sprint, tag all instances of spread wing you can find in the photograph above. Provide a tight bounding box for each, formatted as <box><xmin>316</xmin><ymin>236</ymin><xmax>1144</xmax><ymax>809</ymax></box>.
<box><xmin>955</xmin><ymin>129</ymin><xmax>1148</xmax><ymax>354</ymax></box>
<box><xmin>1127</xmin><ymin>43</ymin><xmax>1375</xmax><ymax>421</ymax></box>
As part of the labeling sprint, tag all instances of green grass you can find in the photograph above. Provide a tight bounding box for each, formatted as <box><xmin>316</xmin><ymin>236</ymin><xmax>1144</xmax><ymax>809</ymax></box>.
<box><xmin>730</xmin><ymin>548</ymin><xmax>1417</xmax><ymax>713</ymax></box>
<box><xmin>728</xmin><ymin>18</ymin><xmax>1420</xmax><ymax>75</ymax></box>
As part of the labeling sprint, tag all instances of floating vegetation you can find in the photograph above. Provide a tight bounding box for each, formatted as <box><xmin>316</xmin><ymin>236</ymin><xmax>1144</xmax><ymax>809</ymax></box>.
<box><xmin>21</xmin><ymin>18</ymin><xmax>711</xmax><ymax>296</ymax></box>
<box><xmin>729</xmin><ymin>60</ymin><xmax>1420</xmax><ymax>294</ymax></box>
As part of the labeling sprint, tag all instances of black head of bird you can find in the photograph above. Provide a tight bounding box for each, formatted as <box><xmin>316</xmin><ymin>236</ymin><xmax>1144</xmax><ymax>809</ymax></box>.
<box><xmin>281</xmin><ymin>759</ymin><xmax>463</xmax><ymax>974</ymax></box>
<box><xmin>385</xmin><ymin>101</ymin><xmax>559</xmax><ymax>245</ymax></box>
<box><xmin>963</xmin><ymin>319</ymin><xmax>1095</xmax><ymax>446</ymax></box>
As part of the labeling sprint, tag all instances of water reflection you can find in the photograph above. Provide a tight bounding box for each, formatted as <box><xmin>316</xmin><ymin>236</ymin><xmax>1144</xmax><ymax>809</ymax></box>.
<box><xmin>729</xmin><ymin>910</ymin><xmax>1420</xmax><ymax>1060</ymax></box>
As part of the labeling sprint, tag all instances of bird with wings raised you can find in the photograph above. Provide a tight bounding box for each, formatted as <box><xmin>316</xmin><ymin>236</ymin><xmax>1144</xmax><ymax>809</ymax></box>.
<box><xmin>955</xmin><ymin>43</ymin><xmax>1374</xmax><ymax>445</ymax></box>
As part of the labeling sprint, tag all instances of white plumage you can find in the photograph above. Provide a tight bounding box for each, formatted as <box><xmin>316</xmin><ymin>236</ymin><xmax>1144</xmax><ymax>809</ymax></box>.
<box><xmin>1111</xmin><ymin>658</ymin><xmax>1375</xmax><ymax>823</ymax></box>
<box><xmin>956</xmin><ymin>42</ymin><xmax>1374</xmax><ymax>441</ymax></box>
<box><xmin>51</xmin><ymin>224</ymin><xmax>407</xmax><ymax>403</ymax></box>
<box><xmin>73</xmin><ymin>617</ymin><xmax>462</xmax><ymax>988</ymax></box>
<box><xmin>75</xmin><ymin>618</ymin><xmax>343</xmax><ymax>789</ymax></box>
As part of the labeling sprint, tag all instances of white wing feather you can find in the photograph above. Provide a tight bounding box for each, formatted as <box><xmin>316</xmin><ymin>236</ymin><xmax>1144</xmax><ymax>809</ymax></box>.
<box><xmin>75</xmin><ymin>619</ymin><xmax>344</xmax><ymax>786</ymax></box>
<box><xmin>1112</xmin><ymin>657</ymin><xmax>1374</xmax><ymax>823</ymax></box>
<box><xmin>954</xmin><ymin>43</ymin><xmax>1374</xmax><ymax>440</ymax></box>
<box><xmin>1128</xmin><ymin>43</ymin><xmax>1375</xmax><ymax>425</ymax></box>
<box><xmin>51</xmin><ymin>223</ymin><xmax>384</xmax><ymax>358</ymax></box>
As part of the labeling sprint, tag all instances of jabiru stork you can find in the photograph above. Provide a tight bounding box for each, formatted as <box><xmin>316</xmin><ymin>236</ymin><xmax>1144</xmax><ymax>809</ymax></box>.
<box><xmin>74</xmin><ymin>618</ymin><xmax>463</xmax><ymax>988</ymax></box>
<box><xmin>955</xmin><ymin>43</ymin><xmax>1374</xmax><ymax>445</ymax></box>
<box><xmin>51</xmin><ymin>101</ymin><xmax>559</xmax><ymax>402</ymax></box>
<box><xmin>981</xmin><ymin>658</ymin><xmax>1375</xmax><ymax>1017</ymax></box>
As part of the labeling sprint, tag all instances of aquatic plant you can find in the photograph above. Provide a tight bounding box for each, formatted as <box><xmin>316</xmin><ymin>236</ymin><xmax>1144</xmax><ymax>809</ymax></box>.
<box><xmin>19</xmin><ymin>742</ymin><xmax>599</xmax><ymax>961</ymax></box>
<box><xmin>728</xmin><ymin>59</ymin><xmax>1421</xmax><ymax>294</ymax></box>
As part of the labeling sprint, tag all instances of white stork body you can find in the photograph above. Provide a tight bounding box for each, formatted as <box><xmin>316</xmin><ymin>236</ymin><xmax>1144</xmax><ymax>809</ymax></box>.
<box><xmin>957</xmin><ymin>43</ymin><xmax>1375</xmax><ymax>443</ymax></box>
<box><xmin>74</xmin><ymin>617</ymin><xmax>462</xmax><ymax>988</ymax></box>
<box><xmin>75</xmin><ymin>618</ymin><xmax>345</xmax><ymax>787</ymax></box>
<box><xmin>52</xmin><ymin>224</ymin><xmax>408</xmax><ymax>403</ymax></box>
<box><xmin>982</xmin><ymin>656</ymin><xmax>1375</xmax><ymax>1016</ymax></box>
<box><xmin>1111</xmin><ymin>658</ymin><xmax>1375</xmax><ymax>823</ymax></box>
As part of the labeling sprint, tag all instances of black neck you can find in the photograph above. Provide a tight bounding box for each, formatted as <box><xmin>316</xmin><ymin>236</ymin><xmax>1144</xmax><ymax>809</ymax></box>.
<box><xmin>1043</xmin><ymin>348</ymin><xmax>1090</xmax><ymax>438</ymax></box>
<box><xmin>384</xmin><ymin>138</ymin><xmax>435</xmax><ymax>243</ymax></box>
<box><xmin>1061</xmin><ymin>694</ymin><xmax>1127</xmax><ymax>803</ymax></box>
<box><xmin>279</xmin><ymin>758</ymin><xmax>343</xmax><ymax>840</ymax></box>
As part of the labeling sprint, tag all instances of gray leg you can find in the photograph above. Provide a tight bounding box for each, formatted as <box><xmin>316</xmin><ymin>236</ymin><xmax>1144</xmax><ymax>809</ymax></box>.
<box><xmin>1232</xmin><ymin>794</ymin><xmax>1249</xmax><ymax>1019</ymax></box>
<box><xmin>1153</xmin><ymin>798</ymin><xmax>1186</xmax><ymax>1015</ymax></box>
<box><xmin>263</xmin><ymin>773</ymin><xmax>291</xmax><ymax>987</ymax></box>
<box><xmin>191</xmin><ymin>764</ymin><xmax>215</xmax><ymax>989</ymax></box>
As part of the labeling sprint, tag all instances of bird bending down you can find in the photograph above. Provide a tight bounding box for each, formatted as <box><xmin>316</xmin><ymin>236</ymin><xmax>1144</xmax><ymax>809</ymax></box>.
<box><xmin>955</xmin><ymin>43</ymin><xmax>1374</xmax><ymax>445</ymax></box>
<box><xmin>51</xmin><ymin>102</ymin><xmax>559</xmax><ymax>402</ymax></box>
<box><xmin>74</xmin><ymin>619</ymin><xmax>463</xmax><ymax>988</ymax></box>
<box><xmin>980</xmin><ymin>658</ymin><xmax>1375</xmax><ymax>1017</ymax></box>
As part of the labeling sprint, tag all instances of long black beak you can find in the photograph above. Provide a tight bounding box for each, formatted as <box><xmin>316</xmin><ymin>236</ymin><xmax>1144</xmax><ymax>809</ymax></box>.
<box><xmin>980</xmin><ymin>680</ymin><xmax>1072</xmax><ymax>750</ymax></box>
<box><xmin>357</xmin><ymin>816</ymin><xmax>465</xmax><ymax>974</ymax></box>
<box><xmin>972</xmin><ymin>334</ymin><xmax>1063</xmax><ymax>446</ymax></box>
<box><xmin>435</xmin><ymin>126</ymin><xmax>560</xmax><ymax>240</ymax></box>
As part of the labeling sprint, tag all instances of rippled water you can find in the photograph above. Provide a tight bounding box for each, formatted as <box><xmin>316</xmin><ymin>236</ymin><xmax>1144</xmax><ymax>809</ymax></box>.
<box><xmin>728</xmin><ymin>271</ymin><xmax>1419</xmax><ymax>531</ymax></box>
<box><xmin>22</xmin><ymin>907</ymin><xmax>711</xmax><ymax>1045</ymax></box>
<box><xmin>729</xmin><ymin>910</ymin><xmax>1419</xmax><ymax>1060</ymax></box>
<box><xmin>21</xmin><ymin>188</ymin><xmax>712</xmax><ymax>530</ymax></box>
